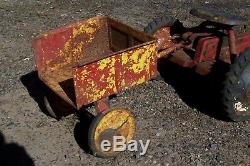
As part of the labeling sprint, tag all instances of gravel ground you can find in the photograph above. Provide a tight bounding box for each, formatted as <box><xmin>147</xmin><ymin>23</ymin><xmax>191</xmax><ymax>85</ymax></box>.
<box><xmin>0</xmin><ymin>0</ymin><xmax>250</xmax><ymax>165</ymax></box>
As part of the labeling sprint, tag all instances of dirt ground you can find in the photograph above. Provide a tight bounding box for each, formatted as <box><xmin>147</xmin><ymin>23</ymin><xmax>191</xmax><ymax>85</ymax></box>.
<box><xmin>0</xmin><ymin>0</ymin><xmax>250</xmax><ymax>165</ymax></box>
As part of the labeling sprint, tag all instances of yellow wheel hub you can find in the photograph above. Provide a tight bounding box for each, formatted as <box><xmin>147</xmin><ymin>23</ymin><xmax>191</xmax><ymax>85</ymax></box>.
<box><xmin>88</xmin><ymin>108</ymin><xmax>136</xmax><ymax>158</ymax></box>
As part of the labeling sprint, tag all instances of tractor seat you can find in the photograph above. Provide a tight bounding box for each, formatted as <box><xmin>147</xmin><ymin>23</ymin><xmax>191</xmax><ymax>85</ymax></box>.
<box><xmin>190</xmin><ymin>8</ymin><xmax>246</xmax><ymax>26</ymax></box>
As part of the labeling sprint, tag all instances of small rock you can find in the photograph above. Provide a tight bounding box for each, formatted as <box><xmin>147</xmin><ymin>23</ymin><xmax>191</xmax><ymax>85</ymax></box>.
<box><xmin>23</xmin><ymin>57</ymin><xmax>30</xmax><ymax>61</ymax></box>
<box><xmin>148</xmin><ymin>155</ymin><xmax>153</xmax><ymax>158</ymax></box>
<box><xmin>157</xmin><ymin>143</ymin><xmax>163</xmax><ymax>148</ymax></box>
<box><xmin>210</xmin><ymin>143</ymin><xmax>218</xmax><ymax>150</ymax></box>
<box><xmin>61</xmin><ymin>13</ymin><xmax>68</xmax><ymax>17</ymax></box>
<box><xmin>7</xmin><ymin>122</ymin><xmax>15</xmax><ymax>128</ymax></box>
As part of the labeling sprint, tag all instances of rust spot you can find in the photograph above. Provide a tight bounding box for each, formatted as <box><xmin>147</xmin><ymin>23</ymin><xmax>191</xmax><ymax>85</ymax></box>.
<box><xmin>153</xmin><ymin>27</ymin><xmax>174</xmax><ymax>53</ymax></box>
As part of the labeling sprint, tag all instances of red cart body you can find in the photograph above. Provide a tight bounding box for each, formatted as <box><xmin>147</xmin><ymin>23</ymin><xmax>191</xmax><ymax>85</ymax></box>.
<box><xmin>32</xmin><ymin>16</ymin><xmax>157</xmax><ymax>109</ymax></box>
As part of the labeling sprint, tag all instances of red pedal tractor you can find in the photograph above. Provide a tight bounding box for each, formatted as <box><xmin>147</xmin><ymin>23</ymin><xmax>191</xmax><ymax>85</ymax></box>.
<box><xmin>144</xmin><ymin>8</ymin><xmax>250</xmax><ymax>121</ymax></box>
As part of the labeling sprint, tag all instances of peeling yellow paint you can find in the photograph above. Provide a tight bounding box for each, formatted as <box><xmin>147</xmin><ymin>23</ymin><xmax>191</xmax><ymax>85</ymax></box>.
<box><xmin>81</xmin><ymin>76</ymin><xmax>108</xmax><ymax>102</ymax></box>
<box><xmin>121</xmin><ymin>53</ymin><xmax>128</xmax><ymax>65</ymax></box>
<box><xmin>72</xmin><ymin>41</ymin><xmax>84</xmax><ymax>55</ymax></box>
<box><xmin>75</xmin><ymin>41</ymin><xmax>156</xmax><ymax>106</ymax></box>
<box><xmin>73</xmin><ymin>24</ymin><xmax>95</xmax><ymax>39</ymax></box>
<box><xmin>121</xmin><ymin>79</ymin><xmax>125</xmax><ymax>87</ymax></box>
<box><xmin>48</xmin><ymin>18</ymin><xmax>102</xmax><ymax>72</ymax></box>
<box><xmin>82</xmin><ymin>44</ymin><xmax>156</xmax><ymax>104</ymax></box>
<box><xmin>129</xmin><ymin>46</ymin><xmax>153</xmax><ymax>73</ymax></box>
<box><xmin>92</xmin><ymin>89</ymin><xmax>106</xmax><ymax>101</ymax></box>
<box><xmin>100</xmin><ymin>74</ymin><xmax>105</xmax><ymax>81</ymax></box>
<box><xmin>98</xmin><ymin>58</ymin><xmax>111</xmax><ymax>70</ymax></box>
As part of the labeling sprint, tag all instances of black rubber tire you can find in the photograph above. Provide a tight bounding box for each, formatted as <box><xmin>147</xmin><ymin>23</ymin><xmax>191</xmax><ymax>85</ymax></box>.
<box><xmin>144</xmin><ymin>16</ymin><xmax>181</xmax><ymax>35</ymax></box>
<box><xmin>43</xmin><ymin>89</ymin><xmax>74</xmax><ymax>120</ymax></box>
<box><xmin>44</xmin><ymin>96</ymin><xmax>58</xmax><ymax>119</ymax></box>
<box><xmin>222</xmin><ymin>48</ymin><xmax>250</xmax><ymax>121</ymax></box>
<box><xmin>88</xmin><ymin>110</ymin><xmax>118</xmax><ymax>158</ymax></box>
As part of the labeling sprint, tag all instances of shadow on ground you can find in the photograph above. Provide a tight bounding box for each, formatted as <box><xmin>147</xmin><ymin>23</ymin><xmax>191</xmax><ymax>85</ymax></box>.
<box><xmin>158</xmin><ymin>59</ymin><xmax>230</xmax><ymax>121</ymax></box>
<box><xmin>0</xmin><ymin>132</ymin><xmax>34</xmax><ymax>166</ymax></box>
<box><xmin>74</xmin><ymin>111</ymin><xmax>95</xmax><ymax>154</ymax></box>
<box><xmin>20</xmin><ymin>71</ymin><xmax>52</xmax><ymax>117</ymax></box>
<box><xmin>20</xmin><ymin>60</ymin><xmax>230</xmax><ymax>156</ymax></box>
<box><xmin>20</xmin><ymin>71</ymin><xmax>95</xmax><ymax>154</ymax></box>
<box><xmin>20</xmin><ymin>71</ymin><xmax>74</xmax><ymax>119</ymax></box>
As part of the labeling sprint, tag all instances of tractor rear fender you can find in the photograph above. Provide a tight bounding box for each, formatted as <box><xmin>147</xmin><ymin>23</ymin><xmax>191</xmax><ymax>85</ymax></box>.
<box><xmin>220</xmin><ymin>34</ymin><xmax>250</xmax><ymax>64</ymax></box>
<box><xmin>194</xmin><ymin>34</ymin><xmax>250</xmax><ymax>64</ymax></box>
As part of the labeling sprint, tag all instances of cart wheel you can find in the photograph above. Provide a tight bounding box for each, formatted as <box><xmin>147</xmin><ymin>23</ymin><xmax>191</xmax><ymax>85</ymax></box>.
<box><xmin>222</xmin><ymin>48</ymin><xmax>250</xmax><ymax>121</ymax></box>
<box><xmin>43</xmin><ymin>90</ymin><xmax>74</xmax><ymax>119</ymax></box>
<box><xmin>88</xmin><ymin>108</ymin><xmax>136</xmax><ymax>158</ymax></box>
<box><xmin>44</xmin><ymin>96</ymin><xmax>58</xmax><ymax>119</ymax></box>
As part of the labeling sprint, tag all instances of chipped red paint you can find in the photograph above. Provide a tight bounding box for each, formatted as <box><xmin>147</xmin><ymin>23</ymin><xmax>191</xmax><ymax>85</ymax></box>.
<box><xmin>220</xmin><ymin>34</ymin><xmax>250</xmax><ymax>63</ymax></box>
<box><xmin>32</xmin><ymin>16</ymin><xmax>108</xmax><ymax>107</ymax></box>
<box><xmin>95</xmin><ymin>98</ymin><xmax>110</xmax><ymax>113</ymax></box>
<box><xmin>194</xmin><ymin>37</ymin><xmax>220</xmax><ymax>62</ymax></box>
<box><xmin>153</xmin><ymin>27</ymin><xmax>173</xmax><ymax>51</ymax></box>
<box><xmin>32</xmin><ymin>16</ymin><xmax>156</xmax><ymax>109</ymax></box>
<box><xmin>73</xmin><ymin>43</ymin><xmax>157</xmax><ymax>109</ymax></box>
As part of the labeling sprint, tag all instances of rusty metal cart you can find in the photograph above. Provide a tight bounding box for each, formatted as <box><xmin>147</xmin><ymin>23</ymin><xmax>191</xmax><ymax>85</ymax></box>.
<box><xmin>32</xmin><ymin>16</ymin><xmax>159</xmax><ymax>157</ymax></box>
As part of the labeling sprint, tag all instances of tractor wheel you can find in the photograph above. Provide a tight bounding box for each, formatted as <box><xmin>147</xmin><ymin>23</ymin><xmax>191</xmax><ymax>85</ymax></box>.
<box><xmin>88</xmin><ymin>108</ymin><xmax>136</xmax><ymax>158</ymax></box>
<box><xmin>144</xmin><ymin>16</ymin><xmax>180</xmax><ymax>35</ymax></box>
<box><xmin>144</xmin><ymin>16</ymin><xmax>184</xmax><ymax>80</ymax></box>
<box><xmin>222</xmin><ymin>48</ymin><xmax>250</xmax><ymax>121</ymax></box>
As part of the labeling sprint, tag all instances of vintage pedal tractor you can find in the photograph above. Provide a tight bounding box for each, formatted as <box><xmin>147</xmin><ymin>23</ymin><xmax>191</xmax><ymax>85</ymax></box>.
<box><xmin>144</xmin><ymin>8</ymin><xmax>250</xmax><ymax>122</ymax></box>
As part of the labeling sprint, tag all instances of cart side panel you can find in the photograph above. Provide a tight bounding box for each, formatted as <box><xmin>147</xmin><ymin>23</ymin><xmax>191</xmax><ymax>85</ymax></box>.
<box><xmin>73</xmin><ymin>43</ymin><xmax>157</xmax><ymax>109</ymax></box>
